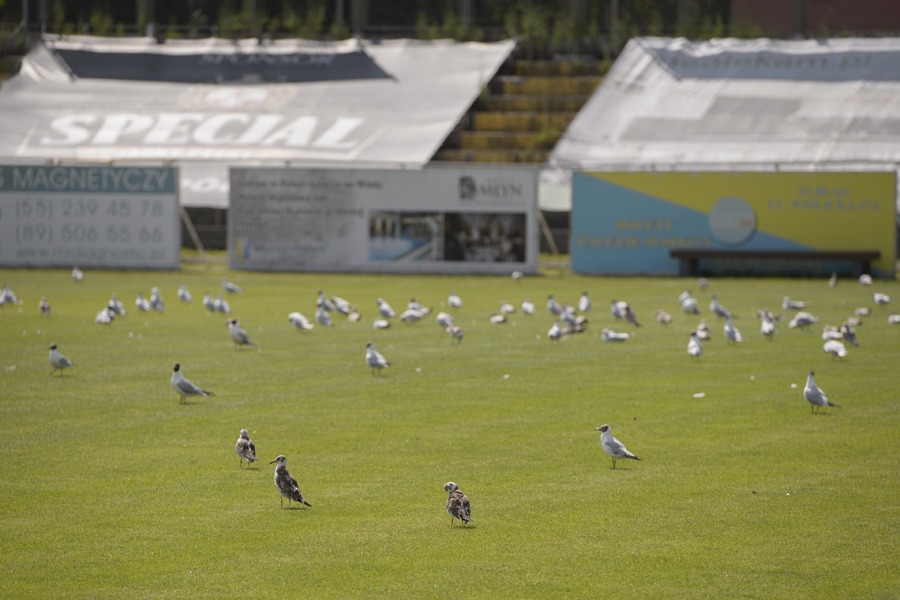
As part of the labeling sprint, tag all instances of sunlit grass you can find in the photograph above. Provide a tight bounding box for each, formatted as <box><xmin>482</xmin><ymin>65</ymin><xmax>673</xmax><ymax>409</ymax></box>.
<box><xmin>1</xmin><ymin>262</ymin><xmax>897</xmax><ymax>598</ymax></box>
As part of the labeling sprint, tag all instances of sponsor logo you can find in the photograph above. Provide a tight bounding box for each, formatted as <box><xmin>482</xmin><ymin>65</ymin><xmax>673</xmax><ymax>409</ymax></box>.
<box><xmin>459</xmin><ymin>175</ymin><xmax>525</xmax><ymax>202</ymax></box>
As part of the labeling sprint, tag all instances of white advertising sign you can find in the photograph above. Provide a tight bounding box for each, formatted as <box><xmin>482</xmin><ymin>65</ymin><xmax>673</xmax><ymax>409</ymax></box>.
<box><xmin>229</xmin><ymin>166</ymin><xmax>538</xmax><ymax>274</ymax></box>
<box><xmin>0</xmin><ymin>165</ymin><xmax>180</xmax><ymax>269</ymax></box>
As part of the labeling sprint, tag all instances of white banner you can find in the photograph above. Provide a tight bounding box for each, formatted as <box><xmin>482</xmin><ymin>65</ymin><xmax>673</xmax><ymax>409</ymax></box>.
<box><xmin>229</xmin><ymin>166</ymin><xmax>538</xmax><ymax>274</ymax></box>
<box><xmin>0</xmin><ymin>165</ymin><xmax>180</xmax><ymax>269</ymax></box>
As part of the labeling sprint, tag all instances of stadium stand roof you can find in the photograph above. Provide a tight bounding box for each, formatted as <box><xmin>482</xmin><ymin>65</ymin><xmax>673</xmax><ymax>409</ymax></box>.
<box><xmin>544</xmin><ymin>37</ymin><xmax>900</xmax><ymax>211</ymax></box>
<box><xmin>0</xmin><ymin>35</ymin><xmax>515</xmax><ymax>207</ymax></box>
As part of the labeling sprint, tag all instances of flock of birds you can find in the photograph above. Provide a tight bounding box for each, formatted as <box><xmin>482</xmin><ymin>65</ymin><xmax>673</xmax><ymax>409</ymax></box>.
<box><xmin>11</xmin><ymin>266</ymin><xmax>898</xmax><ymax>519</ymax></box>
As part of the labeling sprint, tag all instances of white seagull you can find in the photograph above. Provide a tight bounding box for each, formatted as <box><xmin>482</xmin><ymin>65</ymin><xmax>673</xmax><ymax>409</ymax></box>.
<box><xmin>222</xmin><ymin>278</ymin><xmax>243</xmax><ymax>293</ymax></box>
<box><xmin>789</xmin><ymin>311</ymin><xmax>819</xmax><ymax>329</ymax></box>
<box><xmin>331</xmin><ymin>296</ymin><xmax>352</xmax><ymax>315</ymax></box>
<box><xmin>177</xmin><ymin>284</ymin><xmax>192</xmax><ymax>303</ymax></box>
<box><xmin>546</xmin><ymin>295</ymin><xmax>562</xmax><ymax>316</ymax></box>
<box><xmin>214</xmin><ymin>293</ymin><xmax>231</xmax><ymax>314</ymax></box>
<box><xmin>804</xmin><ymin>371</ymin><xmax>839</xmax><ymax>414</ymax></box>
<box><xmin>316</xmin><ymin>306</ymin><xmax>334</xmax><ymax>327</ymax></box>
<box><xmin>858</xmin><ymin>274</ymin><xmax>872</xmax><ymax>286</ymax></box>
<box><xmin>709</xmin><ymin>295</ymin><xmax>734</xmax><ymax>319</ymax></box>
<box><xmin>135</xmin><ymin>292</ymin><xmax>151</xmax><ymax>312</ymax></box>
<box><xmin>72</xmin><ymin>266</ymin><xmax>83</xmax><ymax>282</ymax></box>
<box><xmin>376</xmin><ymin>298</ymin><xmax>396</xmax><ymax>319</ymax></box>
<box><xmin>108</xmin><ymin>293</ymin><xmax>126</xmax><ymax>316</ymax></box>
<box><xmin>202</xmin><ymin>291</ymin><xmax>215</xmax><ymax>312</ymax></box>
<box><xmin>443</xmin><ymin>482</ymin><xmax>472</xmax><ymax>526</ymax></box>
<box><xmin>760</xmin><ymin>312</ymin><xmax>776</xmax><ymax>339</ymax></box>
<box><xmin>227</xmin><ymin>319</ymin><xmax>256</xmax><ymax>349</ymax></box>
<box><xmin>372</xmin><ymin>319</ymin><xmax>391</xmax><ymax>330</ymax></box>
<box><xmin>828</xmin><ymin>272</ymin><xmax>838</xmax><ymax>288</ymax></box>
<box><xmin>521</xmin><ymin>299</ymin><xmax>536</xmax><ymax>315</ymax></box>
<box><xmin>656</xmin><ymin>310</ymin><xmax>673</xmax><ymax>325</ymax></box>
<box><xmin>823</xmin><ymin>339</ymin><xmax>848</xmax><ymax>359</ymax></box>
<box><xmin>235</xmin><ymin>429</ymin><xmax>257</xmax><ymax>468</ymax></box>
<box><xmin>578</xmin><ymin>292</ymin><xmax>592</xmax><ymax>313</ymax></box>
<box><xmin>782</xmin><ymin>296</ymin><xmax>808</xmax><ymax>310</ymax></box>
<box><xmin>170</xmin><ymin>363</ymin><xmax>213</xmax><ymax>403</ymax></box>
<box><xmin>687</xmin><ymin>332</ymin><xmax>703</xmax><ymax>358</ymax></box>
<box><xmin>49</xmin><ymin>344</ymin><xmax>75</xmax><ymax>375</ymax></box>
<box><xmin>595</xmin><ymin>424</ymin><xmax>641</xmax><ymax>469</ymax></box>
<box><xmin>269</xmin><ymin>455</ymin><xmax>312</xmax><ymax>508</ymax></box>
<box><xmin>149</xmin><ymin>287</ymin><xmax>165</xmax><ymax>313</ymax></box>
<box><xmin>316</xmin><ymin>290</ymin><xmax>335</xmax><ymax>312</ymax></box>
<box><xmin>446</xmin><ymin>325</ymin><xmax>464</xmax><ymax>344</ymax></box>
<box><xmin>873</xmin><ymin>292</ymin><xmax>891</xmax><ymax>305</ymax></box>
<box><xmin>447</xmin><ymin>292</ymin><xmax>463</xmax><ymax>309</ymax></box>
<box><xmin>601</xmin><ymin>328</ymin><xmax>631</xmax><ymax>342</ymax></box>
<box><xmin>489</xmin><ymin>313</ymin><xmax>507</xmax><ymax>324</ymax></box>
<box><xmin>840</xmin><ymin>322</ymin><xmax>858</xmax><ymax>347</ymax></box>
<box><xmin>436</xmin><ymin>312</ymin><xmax>455</xmax><ymax>329</ymax></box>
<box><xmin>288</xmin><ymin>312</ymin><xmax>314</xmax><ymax>330</ymax></box>
<box><xmin>724</xmin><ymin>317</ymin><xmax>743</xmax><ymax>343</ymax></box>
<box><xmin>39</xmin><ymin>297</ymin><xmax>51</xmax><ymax>316</ymax></box>
<box><xmin>547</xmin><ymin>319</ymin><xmax>563</xmax><ymax>341</ymax></box>
<box><xmin>499</xmin><ymin>302</ymin><xmax>516</xmax><ymax>315</ymax></box>
<box><xmin>366</xmin><ymin>342</ymin><xmax>391</xmax><ymax>374</ymax></box>
<box><xmin>679</xmin><ymin>290</ymin><xmax>700</xmax><ymax>315</ymax></box>
<box><xmin>695</xmin><ymin>319</ymin><xmax>711</xmax><ymax>340</ymax></box>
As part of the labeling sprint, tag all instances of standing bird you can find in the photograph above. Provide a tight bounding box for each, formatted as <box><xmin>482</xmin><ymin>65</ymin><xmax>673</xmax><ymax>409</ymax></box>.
<box><xmin>760</xmin><ymin>311</ymin><xmax>776</xmax><ymax>339</ymax></box>
<box><xmin>202</xmin><ymin>291</ymin><xmax>215</xmax><ymax>312</ymax></box>
<box><xmin>170</xmin><ymin>363</ymin><xmax>213</xmax><ymax>403</ymax></box>
<box><xmin>828</xmin><ymin>272</ymin><xmax>838</xmax><ymax>288</ymax></box>
<box><xmin>687</xmin><ymin>332</ymin><xmax>703</xmax><ymax>358</ymax></box>
<box><xmin>177</xmin><ymin>283</ymin><xmax>192</xmax><ymax>303</ymax></box>
<box><xmin>595</xmin><ymin>424</ymin><xmax>641</xmax><ymax>469</ymax></box>
<box><xmin>679</xmin><ymin>290</ymin><xmax>700</xmax><ymax>315</ymax></box>
<box><xmin>521</xmin><ymin>299</ymin><xmax>536</xmax><ymax>315</ymax></box>
<box><xmin>873</xmin><ymin>292</ymin><xmax>891</xmax><ymax>306</ymax></box>
<box><xmin>269</xmin><ymin>455</ymin><xmax>312</xmax><ymax>508</ymax></box>
<box><xmin>316</xmin><ymin>306</ymin><xmax>334</xmax><ymax>327</ymax></box>
<box><xmin>546</xmin><ymin>294</ymin><xmax>562</xmax><ymax>316</ymax></box>
<box><xmin>823</xmin><ymin>339</ymin><xmax>848</xmax><ymax>359</ymax></box>
<box><xmin>227</xmin><ymin>319</ymin><xmax>256</xmax><ymax>349</ymax></box>
<box><xmin>48</xmin><ymin>344</ymin><xmax>75</xmax><ymax>375</ymax></box>
<box><xmin>221</xmin><ymin>278</ymin><xmax>243</xmax><ymax>293</ymax></box>
<box><xmin>135</xmin><ymin>292</ymin><xmax>151</xmax><ymax>312</ymax></box>
<box><xmin>235</xmin><ymin>429</ymin><xmax>257</xmax><ymax>468</ymax></box>
<box><xmin>376</xmin><ymin>298</ymin><xmax>396</xmax><ymax>319</ymax></box>
<box><xmin>709</xmin><ymin>295</ymin><xmax>734</xmax><ymax>319</ymax></box>
<box><xmin>443</xmin><ymin>482</ymin><xmax>471</xmax><ymax>526</ymax></box>
<box><xmin>366</xmin><ymin>342</ymin><xmax>391</xmax><ymax>375</ymax></box>
<box><xmin>71</xmin><ymin>266</ymin><xmax>84</xmax><ymax>282</ymax></box>
<box><xmin>724</xmin><ymin>317</ymin><xmax>743</xmax><ymax>343</ymax></box>
<box><xmin>803</xmin><ymin>371</ymin><xmax>839</xmax><ymax>414</ymax></box>
<box><xmin>39</xmin><ymin>297</ymin><xmax>51</xmax><ymax>316</ymax></box>
<box><xmin>149</xmin><ymin>287</ymin><xmax>165</xmax><ymax>313</ymax></box>
<box><xmin>288</xmin><ymin>312</ymin><xmax>314</xmax><ymax>330</ymax></box>
<box><xmin>578</xmin><ymin>291</ymin><xmax>592</xmax><ymax>313</ymax></box>
<box><xmin>547</xmin><ymin>319</ymin><xmax>563</xmax><ymax>341</ymax></box>
<box><xmin>656</xmin><ymin>309</ymin><xmax>673</xmax><ymax>325</ymax></box>
<box><xmin>447</xmin><ymin>292</ymin><xmax>463</xmax><ymax>309</ymax></box>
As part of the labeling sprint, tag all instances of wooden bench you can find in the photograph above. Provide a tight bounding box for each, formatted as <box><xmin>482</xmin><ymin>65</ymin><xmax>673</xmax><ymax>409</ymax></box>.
<box><xmin>669</xmin><ymin>249</ymin><xmax>880</xmax><ymax>277</ymax></box>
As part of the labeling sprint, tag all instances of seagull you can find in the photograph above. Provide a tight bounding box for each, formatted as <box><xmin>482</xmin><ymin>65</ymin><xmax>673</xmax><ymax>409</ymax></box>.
<box><xmin>331</xmin><ymin>296</ymin><xmax>352</xmax><ymax>315</ymax></box>
<box><xmin>760</xmin><ymin>312</ymin><xmax>776</xmax><ymax>339</ymax></box>
<box><xmin>202</xmin><ymin>291</ymin><xmax>215</xmax><ymax>312</ymax></box>
<box><xmin>269</xmin><ymin>455</ymin><xmax>311</xmax><ymax>508</ymax></box>
<box><xmin>222</xmin><ymin>278</ymin><xmax>243</xmax><ymax>293</ymax></box>
<box><xmin>500</xmin><ymin>302</ymin><xmax>516</xmax><ymax>315</ymax></box>
<box><xmin>489</xmin><ymin>313</ymin><xmax>507</xmax><ymax>324</ymax></box>
<box><xmin>400</xmin><ymin>308</ymin><xmax>425</xmax><ymax>323</ymax></box>
<box><xmin>177</xmin><ymin>284</ymin><xmax>192</xmax><ymax>303</ymax></box>
<box><xmin>789</xmin><ymin>311</ymin><xmax>819</xmax><ymax>329</ymax></box>
<box><xmin>679</xmin><ymin>290</ymin><xmax>700</xmax><ymax>315</ymax></box>
<box><xmin>854</xmin><ymin>306</ymin><xmax>871</xmax><ymax>317</ymax></box>
<box><xmin>783</xmin><ymin>297</ymin><xmax>808</xmax><ymax>310</ymax></box>
<box><xmin>376</xmin><ymin>298</ymin><xmax>396</xmax><ymax>319</ymax></box>
<box><xmin>443</xmin><ymin>482</ymin><xmax>471</xmax><ymax>526</ymax></box>
<box><xmin>95</xmin><ymin>304</ymin><xmax>115</xmax><ymax>325</ymax></box>
<box><xmin>316</xmin><ymin>290</ymin><xmax>335</xmax><ymax>312</ymax></box>
<box><xmin>823</xmin><ymin>339</ymin><xmax>848</xmax><ymax>359</ymax></box>
<box><xmin>601</xmin><ymin>328</ymin><xmax>631</xmax><ymax>342</ymax></box>
<box><xmin>372</xmin><ymin>319</ymin><xmax>391</xmax><ymax>330</ymax></box>
<box><xmin>447</xmin><ymin>292</ymin><xmax>463</xmax><ymax>309</ymax></box>
<box><xmin>436</xmin><ymin>312</ymin><xmax>455</xmax><ymax>329</ymax></box>
<box><xmin>316</xmin><ymin>306</ymin><xmax>334</xmax><ymax>327</ymax></box>
<box><xmin>512</xmin><ymin>271</ymin><xmax>524</xmax><ymax>281</ymax></box>
<box><xmin>697</xmin><ymin>277</ymin><xmax>709</xmax><ymax>291</ymax></box>
<box><xmin>214</xmin><ymin>293</ymin><xmax>231</xmax><ymax>314</ymax></box>
<box><xmin>71</xmin><ymin>266</ymin><xmax>83</xmax><ymax>282</ymax></box>
<box><xmin>135</xmin><ymin>292</ymin><xmax>151</xmax><ymax>312</ymax></box>
<box><xmin>804</xmin><ymin>371</ymin><xmax>839</xmax><ymax>414</ymax></box>
<box><xmin>724</xmin><ymin>317</ymin><xmax>743</xmax><ymax>343</ymax></box>
<box><xmin>288</xmin><ymin>312</ymin><xmax>314</xmax><ymax>330</ymax></box>
<box><xmin>611</xmin><ymin>300</ymin><xmax>641</xmax><ymax>327</ymax></box>
<box><xmin>49</xmin><ymin>344</ymin><xmax>75</xmax><ymax>375</ymax></box>
<box><xmin>149</xmin><ymin>287</ymin><xmax>165</xmax><ymax>313</ymax></box>
<box><xmin>0</xmin><ymin>284</ymin><xmax>18</xmax><ymax>305</ymax></box>
<box><xmin>548</xmin><ymin>319</ymin><xmax>563</xmax><ymax>341</ymax></box>
<box><xmin>709</xmin><ymin>295</ymin><xmax>734</xmax><ymax>319</ymax></box>
<box><xmin>39</xmin><ymin>297</ymin><xmax>51</xmax><ymax>316</ymax></box>
<box><xmin>578</xmin><ymin>292</ymin><xmax>592</xmax><ymax>313</ymax></box>
<box><xmin>408</xmin><ymin>298</ymin><xmax>431</xmax><ymax>315</ymax></box>
<box><xmin>235</xmin><ymin>429</ymin><xmax>257</xmax><ymax>468</ymax></box>
<box><xmin>840</xmin><ymin>322</ymin><xmax>858</xmax><ymax>347</ymax></box>
<box><xmin>874</xmin><ymin>292</ymin><xmax>891</xmax><ymax>305</ymax></box>
<box><xmin>561</xmin><ymin>305</ymin><xmax>587</xmax><ymax>332</ymax></box>
<box><xmin>695</xmin><ymin>319</ymin><xmax>711</xmax><ymax>340</ymax></box>
<box><xmin>656</xmin><ymin>310</ymin><xmax>673</xmax><ymax>325</ymax></box>
<box><xmin>859</xmin><ymin>274</ymin><xmax>872</xmax><ymax>286</ymax></box>
<box><xmin>170</xmin><ymin>363</ymin><xmax>213</xmax><ymax>403</ymax></box>
<box><xmin>887</xmin><ymin>314</ymin><xmax>900</xmax><ymax>324</ymax></box>
<box><xmin>828</xmin><ymin>272</ymin><xmax>838</xmax><ymax>288</ymax></box>
<box><xmin>227</xmin><ymin>319</ymin><xmax>256</xmax><ymax>349</ymax></box>
<box><xmin>687</xmin><ymin>332</ymin><xmax>702</xmax><ymax>358</ymax></box>
<box><xmin>347</xmin><ymin>307</ymin><xmax>361</xmax><ymax>322</ymax></box>
<box><xmin>595</xmin><ymin>424</ymin><xmax>640</xmax><ymax>469</ymax></box>
<box><xmin>446</xmin><ymin>325</ymin><xmax>464</xmax><ymax>344</ymax></box>
<box><xmin>821</xmin><ymin>325</ymin><xmax>842</xmax><ymax>341</ymax></box>
<box><xmin>521</xmin><ymin>299</ymin><xmax>536</xmax><ymax>315</ymax></box>
<box><xmin>547</xmin><ymin>295</ymin><xmax>562</xmax><ymax>316</ymax></box>
<box><xmin>366</xmin><ymin>342</ymin><xmax>390</xmax><ymax>374</ymax></box>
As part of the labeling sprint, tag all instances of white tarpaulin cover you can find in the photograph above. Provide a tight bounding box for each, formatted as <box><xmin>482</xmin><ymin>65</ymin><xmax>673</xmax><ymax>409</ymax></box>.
<box><xmin>546</xmin><ymin>37</ymin><xmax>900</xmax><ymax>210</ymax></box>
<box><xmin>0</xmin><ymin>35</ymin><xmax>515</xmax><ymax>207</ymax></box>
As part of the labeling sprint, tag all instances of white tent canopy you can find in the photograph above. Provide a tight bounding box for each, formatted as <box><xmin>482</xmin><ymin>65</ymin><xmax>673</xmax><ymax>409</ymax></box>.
<box><xmin>546</xmin><ymin>37</ymin><xmax>900</xmax><ymax>210</ymax></box>
<box><xmin>0</xmin><ymin>35</ymin><xmax>516</xmax><ymax>208</ymax></box>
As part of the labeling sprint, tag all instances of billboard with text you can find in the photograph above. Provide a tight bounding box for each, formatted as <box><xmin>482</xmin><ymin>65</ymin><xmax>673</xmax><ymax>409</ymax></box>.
<box><xmin>571</xmin><ymin>171</ymin><xmax>896</xmax><ymax>277</ymax></box>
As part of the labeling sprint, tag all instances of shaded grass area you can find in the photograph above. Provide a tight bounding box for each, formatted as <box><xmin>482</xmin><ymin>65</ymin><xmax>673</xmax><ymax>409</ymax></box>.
<box><xmin>1</xmin><ymin>263</ymin><xmax>898</xmax><ymax>598</ymax></box>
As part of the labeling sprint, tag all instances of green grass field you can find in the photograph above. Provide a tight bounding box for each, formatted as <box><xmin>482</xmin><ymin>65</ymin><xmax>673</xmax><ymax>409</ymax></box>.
<box><xmin>1</xmin><ymin>261</ymin><xmax>898</xmax><ymax>598</ymax></box>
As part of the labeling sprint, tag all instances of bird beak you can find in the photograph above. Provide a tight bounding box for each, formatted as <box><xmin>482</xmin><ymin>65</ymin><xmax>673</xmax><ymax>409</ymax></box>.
<box><xmin>268</xmin><ymin>459</ymin><xmax>278</xmax><ymax>464</ymax></box>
